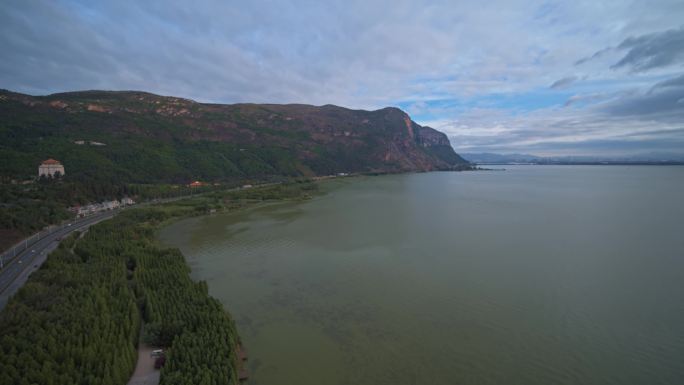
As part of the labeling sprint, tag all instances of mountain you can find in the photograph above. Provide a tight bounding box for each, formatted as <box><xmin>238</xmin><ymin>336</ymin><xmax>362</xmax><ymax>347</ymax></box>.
<box><xmin>462</xmin><ymin>152</ymin><xmax>684</xmax><ymax>165</ymax></box>
<box><xmin>0</xmin><ymin>90</ymin><xmax>469</xmax><ymax>183</ymax></box>
<box><xmin>461</xmin><ymin>153</ymin><xmax>543</xmax><ymax>164</ymax></box>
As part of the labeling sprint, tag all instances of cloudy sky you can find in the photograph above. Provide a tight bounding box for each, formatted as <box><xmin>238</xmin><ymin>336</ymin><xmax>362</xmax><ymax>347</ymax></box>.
<box><xmin>2</xmin><ymin>0</ymin><xmax>683</xmax><ymax>157</ymax></box>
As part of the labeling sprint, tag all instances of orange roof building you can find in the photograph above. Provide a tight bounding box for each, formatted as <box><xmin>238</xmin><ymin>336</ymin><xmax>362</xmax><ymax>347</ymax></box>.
<box><xmin>38</xmin><ymin>158</ymin><xmax>65</xmax><ymax>178</ymax></box>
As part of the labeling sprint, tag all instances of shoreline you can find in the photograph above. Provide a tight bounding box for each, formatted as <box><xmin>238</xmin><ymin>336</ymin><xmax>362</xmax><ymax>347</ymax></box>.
<box><xmin>0</xmin><ymin>180</ymin><xmax>321</xmax><ymax>385</ymax></box>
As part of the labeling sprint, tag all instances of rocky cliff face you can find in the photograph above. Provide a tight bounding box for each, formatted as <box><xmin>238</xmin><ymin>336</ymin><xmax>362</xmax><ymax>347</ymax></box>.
<box><xmin>0</xmin><ymin>89</ymin><xmax>469</xmax><ymax>182</ymax></box>
<box><xmin>357</xmin><ymin>107</ymin><xmax>468</xmax><ymax>171</ymax></box>
<box><xmin>416</xmin><ymin>125</ymin><xmax>451</xmax><ymax>147</ymax></box>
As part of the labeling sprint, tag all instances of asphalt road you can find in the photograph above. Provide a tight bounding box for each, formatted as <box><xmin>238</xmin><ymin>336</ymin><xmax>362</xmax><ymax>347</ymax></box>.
<box><xmin>0</xmin><ymin>195</ymin><xmax>201</xmax><ymax>311</ymax></box>
<box><xmin>128</xmin><ymin>343</ymin><xmax>161</xmax><ymax>385</ymax></box>
<box><xmin>0</xmin><ymin>210</ymin><xmax>117</xmax><ymax>310</ymax></box>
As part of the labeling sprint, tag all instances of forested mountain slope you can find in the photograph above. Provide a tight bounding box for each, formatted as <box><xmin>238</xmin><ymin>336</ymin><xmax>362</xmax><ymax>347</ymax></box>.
<box><xmin>0</xmin><ymin>89</ymin><xmax>468</xmax><ymax>184</ymax></box>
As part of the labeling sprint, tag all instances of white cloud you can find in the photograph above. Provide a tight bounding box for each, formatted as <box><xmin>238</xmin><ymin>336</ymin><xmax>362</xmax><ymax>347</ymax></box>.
<box><xmin>1</xmin><ymin>0</ymin><xmax>683</xmax><ymax>155</ymax></box>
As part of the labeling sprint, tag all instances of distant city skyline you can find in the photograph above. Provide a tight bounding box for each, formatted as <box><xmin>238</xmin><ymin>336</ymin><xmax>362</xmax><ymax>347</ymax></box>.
<box><xmin>1</xmin><ymin>0</ymin><xmax>683</xmax><ymax>157</ymax></box>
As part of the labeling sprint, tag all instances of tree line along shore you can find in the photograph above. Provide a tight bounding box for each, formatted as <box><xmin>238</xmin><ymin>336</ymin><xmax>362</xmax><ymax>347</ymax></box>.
<box><xmin>0</xmin><ymin>181</ymin><xmax>318</xmax><ymax>385</ymax></box>
<box><xmin>0</xmin><ymin>176</ymin><xmax>290</xmax><ymax>253</ymax></box>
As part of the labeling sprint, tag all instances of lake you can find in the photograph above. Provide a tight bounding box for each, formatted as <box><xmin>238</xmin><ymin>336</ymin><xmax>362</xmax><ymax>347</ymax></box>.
<box><xmin>158</xmin><ymin>166</ymin><xmax>684</xmax><ymax>385</ymax></box>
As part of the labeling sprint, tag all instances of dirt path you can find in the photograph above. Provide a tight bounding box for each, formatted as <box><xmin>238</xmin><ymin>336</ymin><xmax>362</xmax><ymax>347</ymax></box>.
<box><xmin>128</xmin><ymin>344</ymin><xmax>160</xmax><ymax>385</ymax></box>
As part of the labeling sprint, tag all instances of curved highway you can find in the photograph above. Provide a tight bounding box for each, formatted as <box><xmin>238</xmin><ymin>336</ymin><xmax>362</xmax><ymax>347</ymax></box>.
<box><xmin>0</xmin><ymin>183</ymin><xmax>279</xmax><ymax>310</ymax></box>
<box><xmin>0</xmin><ymin>210</ymin><xmax>117</xmax><ymax>309</ymax></box>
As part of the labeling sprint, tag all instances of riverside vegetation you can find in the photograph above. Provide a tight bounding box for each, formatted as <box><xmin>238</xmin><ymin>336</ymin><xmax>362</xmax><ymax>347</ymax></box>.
<box><xmin>0</xmin><ymin>179</ymin><xmax>236</xmax><ymax>251</ymax></box>
<box><xmin>0</xmin><ymin>181</ymin><xmax>318</xmax><ymax>385</ymax></box>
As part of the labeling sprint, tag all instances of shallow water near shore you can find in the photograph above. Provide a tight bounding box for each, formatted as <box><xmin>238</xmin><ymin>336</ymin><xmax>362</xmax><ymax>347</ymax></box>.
<box><xmin>158</xmin><ymin>166</ymin><xmax>684</xmax><ymax>385</ymax></box>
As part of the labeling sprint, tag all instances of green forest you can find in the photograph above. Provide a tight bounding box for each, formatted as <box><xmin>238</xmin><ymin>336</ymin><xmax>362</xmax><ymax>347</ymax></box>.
<box><xmin>0</xmin><ymin>181</ymin><xmax>318</xmax><ymax>385</ymax></box>
<box><xmin>0</xmin><ymin>94</ymin><xmax>306</xmax><ymax>183</ymax></box>
<box><xmin>0</xmin><ymin>178</ymin><xmax>233</xmax><ymax>251</ymax></box>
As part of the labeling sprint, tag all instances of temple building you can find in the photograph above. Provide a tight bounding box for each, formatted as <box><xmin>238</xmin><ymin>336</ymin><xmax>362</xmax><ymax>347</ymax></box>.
<box><xmin>38</xmin><ymin>158</ymin><xmax>65</xmax><ymax>178</ymax></box>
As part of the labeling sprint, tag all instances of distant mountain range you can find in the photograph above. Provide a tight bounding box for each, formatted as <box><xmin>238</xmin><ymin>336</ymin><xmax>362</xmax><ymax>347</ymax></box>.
<box><xmin>462</xmin><ymin>152</ymin><xmax>684</xmax><ymax>165</ymax></box>
<box><xmin>0</xmin><ymin>89</ymin><xmax>469</xmax><ymax>183</ymax></box>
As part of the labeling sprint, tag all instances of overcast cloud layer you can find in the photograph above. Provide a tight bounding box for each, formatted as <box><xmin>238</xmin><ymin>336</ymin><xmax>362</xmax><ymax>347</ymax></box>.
<box><xmin>1</xmin><ymin>0</ymin><xmax>683</xmax><ymax>156</ymax></box>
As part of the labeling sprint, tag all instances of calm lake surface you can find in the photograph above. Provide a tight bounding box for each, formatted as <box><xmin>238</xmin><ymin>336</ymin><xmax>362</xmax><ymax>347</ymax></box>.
<box><xmin>158</xmin><ymin>166</ymin><xmax>684</xmax><ymax>385</ymax></box>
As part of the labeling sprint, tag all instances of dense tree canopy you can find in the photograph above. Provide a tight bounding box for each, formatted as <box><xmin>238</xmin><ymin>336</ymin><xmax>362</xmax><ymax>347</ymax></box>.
<box><xmin>0</xmin><ymin>182</ymin><xmax>317</xmax><ymax>385</ymax></box>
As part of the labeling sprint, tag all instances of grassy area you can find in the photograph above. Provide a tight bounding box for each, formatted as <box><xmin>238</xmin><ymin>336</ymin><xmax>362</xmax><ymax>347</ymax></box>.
<box><xmin>0</xmin><ymin>181</ymin><xmax>318</xmax><ymax>385</ymax></box>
